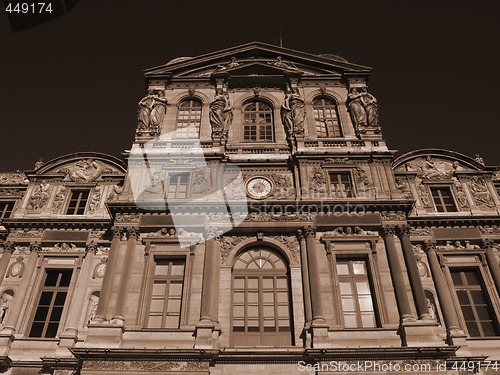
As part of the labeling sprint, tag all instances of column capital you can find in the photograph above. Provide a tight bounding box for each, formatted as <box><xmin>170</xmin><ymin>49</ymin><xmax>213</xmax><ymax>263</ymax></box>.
<box><xmin>86</xmin><ymin>240</ymin><xmax>99</xmax><ymax>255</ymax></box>
<box><xmin>382</xmin><ymin>225</ymin><xmax>396</xmax><ymax>238</ymax></box>
<box><xmin>111</xmin><ymin>226</ymin><xmax>124</xmax><ymax>238</ymax></box>
<box><xmin>303</xmin><ymin>225</ymin><xmax>316</xmax><ymax>238</ymax></box>
<box><xmin>126</xmin><ymin>226</ymin><xmax>140</xmax><ymax>240</ymax></box>
<box><xmin>1</xmin><ymin>240</ymin><xmax>16</xmax><ymax>253</ymax></box>
<box><xmin>396</xmin><ymin>224</ymin><xmax>411</xmax><ymax>237</ymax></box>
<box><xmin>29</xmin><ymin>241</ymin><xmax>42</xmax><ymax>253</ymax></box>
<box><xmin>424</xmin><ymin>240</ymin><xmax>437</xmax><ymax>251</ymax></box>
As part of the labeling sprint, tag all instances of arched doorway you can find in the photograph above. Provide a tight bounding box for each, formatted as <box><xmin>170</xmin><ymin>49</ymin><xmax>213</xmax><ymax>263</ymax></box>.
<box><xmin>231</xmin><ymin>247</ymin><xmax>293</xmax><ymax>346</ymax></box>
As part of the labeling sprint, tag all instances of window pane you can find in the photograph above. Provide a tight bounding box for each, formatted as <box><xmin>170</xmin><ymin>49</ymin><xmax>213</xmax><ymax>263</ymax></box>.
<box><xmin>336</xmin><ymin>264</ymin><xmax>349</xmax><ymax>275</ymax></box>
<box><xmin>353</xmin><ymin>262</ymin><xmax>366</xmax><ymax>275</ymax></box>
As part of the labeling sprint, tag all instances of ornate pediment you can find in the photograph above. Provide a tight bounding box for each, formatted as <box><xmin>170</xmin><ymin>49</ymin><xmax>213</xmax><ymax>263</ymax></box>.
<box><xmin>144</xmin><ymin>41</ymin><xmax>370</xmax><ymax>81</ymax></box>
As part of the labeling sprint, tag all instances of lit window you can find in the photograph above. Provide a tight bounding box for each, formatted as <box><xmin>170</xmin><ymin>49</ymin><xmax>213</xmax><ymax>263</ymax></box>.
<box><xmin>29</xmin><ymin>269</ymin><xmax>73</xmax><ymax>338</ymax></box>
<box><xmin>312</xmin><ymin>97</ymin><xmax>342</xmax><ymax>137</ymax></box>
<box><xmin>450</xmin><ymin>268</ymin><xmax>499</xmax><ymax>337</ymax></box>
<box><xmin>243</xmin><ymin>101</ymin><xmax>274</xmax><ymax>142</ymax></box>
<box><xmin>66</xmin><ymin>190</ymin><xmax>89</xmax><ymax>215</ymax></box>
<box><xmin>175</xmin><ymin>99</ymin><xmax>202</xmax><ymax>138</ymax></box>
<box><xmin>0</xmin><ymin>201</ymin><xmax>15</xmax><ymax>219</ymax></box>
<box><xmin>167</xmin><ymin>174</ymin><xmax>189</xmax><ymax>199</ymax></box>
<box><xmin>232</xmin><ymin>247</ymin><xmax>292</xmax><ymax>346</ymax></box>
<box><xmin>329</xmin><ymin>172</ymin><xmax>354</xmax><ymax>198</ymax></box>
<box><xmin>146</xmin><ymin>259</ymin><xmax>185</xmax><ymax>329</ymax></box>
<box><xmin>430</xmin><ymin>186</ymin><xmax>457</xmax><ymax>212</ymax></box>
<box><xmin>336</xmin><ymin>259</ymin><xmax>376</xmax><ymax>328</ymax></box>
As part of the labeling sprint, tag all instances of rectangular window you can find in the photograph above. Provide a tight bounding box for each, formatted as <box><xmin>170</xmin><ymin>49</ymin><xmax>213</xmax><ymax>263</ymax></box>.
<box><xmin>29</xmin><ymin>269</ymin><xmax>73</xmax><ymax>338</ymax></box>
<box><xmin>336</xmin><ymin>259</ymin><xmax>376</xmax><ymax>328</ymax></box>
<box><xmin>147</xmin><ymin>259</ymin><xmax>185</xmax><ymax>329</ymax></box>
<box><xmin>430</xmin><ymin>186</ymin><xmax>457</xmax><ymax>212</ymax></box>
<box><xmin>0</xmin><ymin>201</ymin><xmax>15</xmax><ymax>219</ymax></box>
<box><xmin>167</xmin><ymin>174</ymin><xmax>189</xmax><ymax>199</ymax></box>
<box><xmin>450</xmin><ymin>268</ymin><xmax>499</xmax><ymax>337</ymax></box>
<box><xmin>329</xmin><ymin>172</ymin><xmax>354</xmax><ymax>198</ymax></box>
<box><xmin>66</xmin><ymin>190</ymin><xmax>89</xmax><ymax>215</ymax></box>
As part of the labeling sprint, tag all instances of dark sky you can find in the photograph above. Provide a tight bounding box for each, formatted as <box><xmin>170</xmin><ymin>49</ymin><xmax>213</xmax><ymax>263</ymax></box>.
<box><xmin>1</xmin><ymin>1</ymin><xmax>499</xmax><ymax>172</ymax></box>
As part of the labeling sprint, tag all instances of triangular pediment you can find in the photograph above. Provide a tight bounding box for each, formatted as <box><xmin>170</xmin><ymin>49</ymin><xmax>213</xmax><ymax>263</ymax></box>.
<box><xmin>144</xmin><ymin>41</ymin><xmax>370</xmax><ymax>80</ymax></box>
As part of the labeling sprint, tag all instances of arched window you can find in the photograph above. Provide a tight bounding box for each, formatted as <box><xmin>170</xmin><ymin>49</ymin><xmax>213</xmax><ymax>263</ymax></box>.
<box><xmin>312</xmin><ymin>96</ymin><xmax>342</xmax><ymax>137</ymax></box>
<box><xmin>175</xmin><ymin>98</ymin><xmax>202</xmax><ymax>138</ymax></box>
<box><xmin>242</xmin><ymin>101</ymin><xmax>274</xmax><ymax>142</ymax></box>
<box><xmin>231</xmin><ymin>247</ymin><xmax>293</xmax><ymax>346</ymax></box>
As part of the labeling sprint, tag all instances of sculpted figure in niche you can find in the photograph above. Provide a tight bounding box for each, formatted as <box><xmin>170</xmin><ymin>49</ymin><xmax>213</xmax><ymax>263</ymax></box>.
<box><xmin>209</xmin><ymin>88</ymin><xmax>233</xmax><ymax>139</ymax></box>
<box><xmin>470</xmin><ymin>176</ymin><xmax>494</xmax><ymax>207</ymax></box>
<box><xmin>346</xmin><ymin>87</ymin><xmax>367</xmax><ymax>128</ymax></box>
<box><xmin>0</xmin><ymin>291</ymin><xmax>14</xmax><ymax>327</ymax></box>
<box><xmin>360</xmin><ymin>87</ymin><xmax>379</xmax><ymax>127</ymax></box>
<box><xmin>52</xmin><ymin>186</ymin><xmax>67</xmax><ymax>213</ymax></box>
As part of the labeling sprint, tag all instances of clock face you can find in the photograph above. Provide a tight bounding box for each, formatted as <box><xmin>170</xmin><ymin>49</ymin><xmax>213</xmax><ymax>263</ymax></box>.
<box><xmin>246</xmin><ymin>177</ymin><xmax>273</xmax><ymax>199</ymax></box>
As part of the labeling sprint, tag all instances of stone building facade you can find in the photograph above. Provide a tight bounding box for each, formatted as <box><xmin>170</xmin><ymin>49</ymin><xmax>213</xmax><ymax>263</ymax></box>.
<box><xmin>0</xmin><ymin>42</ymin><xmax>499</xmax><ymax>374</ymax></box>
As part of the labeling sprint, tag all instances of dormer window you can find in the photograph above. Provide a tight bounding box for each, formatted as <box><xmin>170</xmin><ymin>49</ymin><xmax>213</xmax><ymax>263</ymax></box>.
<box><xmin>430</xmin><ymin>186</ymin><xmax>457</xmax><ymax>212</ymax></box>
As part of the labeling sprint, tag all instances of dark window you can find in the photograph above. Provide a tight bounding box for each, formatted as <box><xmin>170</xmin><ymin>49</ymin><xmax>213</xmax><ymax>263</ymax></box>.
<box><xmin>175</xmin><ymin>99</ymin><xmax>202</xmax><ymax>138</ymax></box>
<box><xmin>243</xmin><ymin>101</ymin><xmax>274</xmax><ymax>142</ymax></box>
<box><xmin>0</xmin><ymin>202</ymin><xmax>15</xmax><ymax>219</ymax></box>
<box><xmin>430</xmin><ymin>186</ymin><xmax>457</xmax><ymax>212</ymax></box>
<box><xmin>29</xmin><ymin>269</ymin><xmax>72</xmax><ymax>338</ymax></box>
<box><xmin>312</xmin><ymin>97</ymin><xmax>342</xmax><ymax>137</ymax></box>
<box><xmin>232</xmin><ymin>248</ymin><xmax>293</xmax><ymax>346</ymax></box>
<box><xmin>336</xmin><ymin>259</ymin><xmax>377</xmax><ymax>328</ymax></box>
<box><xmin>329</xmin><ymin>172</ymin><xmax>354</xmax><ymax>198</ymax></box>
<box><xmin>450</xmin><ymin>268</ymin><xmax>499</xmax><ymax>337</ymax></box>
<box><xmin>147</xmin><ymin>259</ymin><xmax>185</xmax><ymax>328</ymax></box>
<box><xmin>66</xmin><ymin>190</ymin><xmax>89</xmax><ymax>215</ymax></box>
<box><xmin>167</xmin><ymin>174</ymin><xmax>189</xmax><ymax>199</ymax></box>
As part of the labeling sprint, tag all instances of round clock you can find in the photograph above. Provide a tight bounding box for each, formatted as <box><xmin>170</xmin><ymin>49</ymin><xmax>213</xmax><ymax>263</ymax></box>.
<box><xmin>246</xmin><ymin>177</ymin><xmax>273</xmax><ymax>199</ymax></box>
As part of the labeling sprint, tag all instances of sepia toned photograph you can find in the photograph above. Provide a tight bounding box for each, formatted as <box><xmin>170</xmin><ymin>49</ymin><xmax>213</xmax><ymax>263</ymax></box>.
<box><xmin>0</xmin><ymin>1</ymin><xmax>499</xmax><ymax>374</ymax></box>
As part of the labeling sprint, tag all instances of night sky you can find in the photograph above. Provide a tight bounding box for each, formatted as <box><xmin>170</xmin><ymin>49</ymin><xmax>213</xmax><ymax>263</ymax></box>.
<box><xmin>1</xmin><ymin>1</ymin><xmax>499</xmax><ymax>172</ymax></box>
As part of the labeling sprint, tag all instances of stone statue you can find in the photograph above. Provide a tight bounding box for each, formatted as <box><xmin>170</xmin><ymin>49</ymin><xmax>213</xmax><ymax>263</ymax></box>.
<box><xmin>417</xmin><ymin>156</ymin><xmax>445</xmax><ymax>179</ymax></box>
<box><xmin>137</xmin><ymin>90</ymin><xmax>167</xmax><ymax>132</ymax></box>
<box><xmin>475</xmin><ymin>154</ymin><xmax>485</xmax><ymax>165</ymax></box>
<box><xmin>61</xmin><ymin>159</ymin><xmax>104</xmax><ymax>182</ymax></box>
<box><xmin>346</xmin><ymin>87</ymin><xmax>367</xmax><ymax>127</ymax></box>
<box><xmin>34</xmin><ymin>158</ymin><xmax>44</xmax><ymax>170</ymax></box>
<box><xmin>51</xmin><ymin>186</ymin><xmax>67</xmax><ymax>213</ymax></box>
<box><xmin>88</xmin><ymin>186</ymin><xmax>101</xmax><ymax>213</ymax></box>
<box><xmin>209</xmin><ymin>88</ymin><xmax>233</xmax><ymax>139</ymax></box>
<box><xmin>87</xmin><ymin>294</ymin><xmax>99</xmax><ymax>324</ymax></box>
<box><xmin>360</xmin><ymin>87</ymin><xmax>379</xmax><ymax>127</ymax></box>
<box><xmin>0</xmin><ymin>292</ymin><xmax>13</xmax><ymax>327</ymax></box>
<box><xmin>28</xmin><ymin>182</ymin><xmax>50</xmax><ymax>210</ymax></box>
<box><xmin>281</xmin><ymin>86</ymin><xmax>305</xmax><ymax>138</ymax></box>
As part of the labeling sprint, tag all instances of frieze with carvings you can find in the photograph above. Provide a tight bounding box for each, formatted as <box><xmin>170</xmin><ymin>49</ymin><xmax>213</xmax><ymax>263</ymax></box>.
<box><xmin>409</xmin><ymin>227</ymin><xmax>432</xmax><ymax>236</ymax></box>
<box><xmin>324</xmin><ymin>226</ymin><xmax>378</xmax><ymax>236</ymax></box>
<box><xmin>395</xmin><ymin>177</ymin><xmax>413</xmax><ymax>199</ymax></box>
<box><xmin>309</xmin><ymin>167</ymin><xmax>327</xmax><ymax>193</ymax></box>
<box><xmin>115</xmin><ymin>213</ymin><xmax>140</xmax><ymax>223</ymax></box>
<box><xmin>436</xmin><ymin>240</ymin><xmax>481</xmax><ymax>250</ymax></box>
<box><xmin>324</xmin><ymin>157</ymin><xmax>349</xmax><ymax>164</ymax></box>
<box><xmin>51</xmin><ymin>186</ymin><xmax>67</xmax><ymax>213</ymax></box>
<box><xmin>478</xmin><ymin>225</ymin><xmax>500</xmax><ymax>235</ymax></box>
<box><xmin>354</xmin><ymin>166</ymin><xmax>376</xmax><ymax>193</ymax></box>
<box><xmin>57</xmin><ymin>159</ymin><xmax>114</xmax><ymax>182</ymax></box>
<box><xmin>0</xmin><ymin>188</ymin><xmax>24</xmax><ymax>196</ymax></box>
<box><xmin>191</xmin><ymin>169</ymin><xmax>211</xmax><ymax>194</ymax></box>
<box><xmin>8</xmin><ymin>229</ymin><xmax>44</xmax><ymax>238</ymax></box>
<box><xmin>453</xmin><ymin>180</ymin><xmax>470</xmax><ymax>209</ymax></box>
<box><xmin>0</xmin><ymin>172</ymin><xmax>29</xmax><ymax>185</ymax></box>
<box><xmin>380</xmin><ymin>211</ymin><xmax>406</xmax><ymax>221</ymax></box>
<box><xmin>245</xmin><ymin>212</ymin><xmax>312</xmax><ymax>222</ymax></box>
<box><xmin>88</xmin><ymin>186</ymin><xmax>102</xmax><ymax>213</ymax></box>
<box><xmin>400</xmin><ymin>157</ymin><xmax>463</xmax><ymax>180</ymax></box>
<box><xmin>82</xmin><ymin>360</ymin><xmax>208</xmax><ymax>372</ymax></box>
<box><xmin>416</xmin><ymin>182</ymin><xmax>432</xmax><ymax>208</ymax></box>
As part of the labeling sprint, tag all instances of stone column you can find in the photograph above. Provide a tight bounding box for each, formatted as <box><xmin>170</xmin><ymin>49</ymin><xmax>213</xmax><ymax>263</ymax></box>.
<box><xmin>382</xmin><ymin>226</ymin><xmax>414</xmax><ymax>322</ymax></box>
<box><xmin>94</xmin><ymin>227</ymin><xmax>122</xmax><ymax>322</ymax></box>
<box><xmin>0</xmin><ymin>242</ymin><xmax>15</xmax><ymax>283</ymax></box>
<box><xmin>424</xmin><ymin>241</ymin><xmax>462</xmax><ymax>333</ymax></box>
<box><xmin>0</xmin><ymin>242</ymin><xmax>40</xmax><ymax>335</ymax></box>
<box><xmin>112</xmin><ymin>227</ymin><xmax>139</xmax><ymax>324</ymax></box>
<box><xmin>297</xmin><ymin>229</ymin><xmax>312</xmax><ymax>326</ymax></box>
<box><xmin>60</xmin><ymin>241</ymin><xmax>97</xmax><ymax>341</ymax></box>
<box><xmin>304</xmin><ymin>226</ymin><xmax>325</xmax><ymax>324</ymax></box>
<box><xmin>397</xmin><ymin>225</ymin><xmax>432</xmax><ymax>320</ymax></box>
<box><xmin>483</xmin><ymin>240</ymin><xmax>500</xmax><ymax>296</ymax></box>
<box><xmin>199</xmin><ymin>237</ymin><xmax>220</xmax><ymax>324</ymax></box>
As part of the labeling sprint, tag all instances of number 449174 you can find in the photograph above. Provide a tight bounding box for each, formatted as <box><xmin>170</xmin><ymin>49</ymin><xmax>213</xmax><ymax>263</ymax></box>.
<box><xmin>5</xmin><ymin>3</ymin><xmax>53</xmax><ymax>13</ymax></box>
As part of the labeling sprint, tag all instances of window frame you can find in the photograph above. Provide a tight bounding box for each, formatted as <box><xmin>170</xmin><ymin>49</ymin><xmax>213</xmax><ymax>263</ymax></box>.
<box><xmin>242</xmin><ymin>100</ymin><xmax>275</xmax><ymax>143</ymax></box>
<box><xmin>327</xmin><ymin>171</ymin><xmax>356</xmax><ymax>198</ymax></box>
<box><xmin>175</xmin><ymin>98</ymin><xmax>202</xmax><ymax>139</ymax></box>
<box><xmin>429</xmin><ymin>185</ymin><xmax>458</xmax><ymax>213</ymax></box>
<box><xmin>27</xmin><ymin>267</ymin><xmax>74</xmax><ymax>338</ymax></box>
<box><xmin>0</xmin><ymin>201</ymin><xmax>15</xmax><ymax>219</ymax></box>
<box><xmin>166</xmin><ymin>172</ymin><xmax>191</xmax><ymax>199</ymax></box>
<box><xmin>443</xmin><ymin>256</ymin><xmax>500</xmax><ymax>338</ymax></box>
<box><xmin>312</xmin><ymin>96</ymin><xmax>342</xmax><ymax>138</ymax></box>
<box><xmin>65</xmin><ymin>188</ymin><xmax>90</xmax><ymax>215</ymax></box>
<box><xmin>230</xmin><ymin>247</ymin><xmax>294</xmax><ymax>347</ymax></box>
